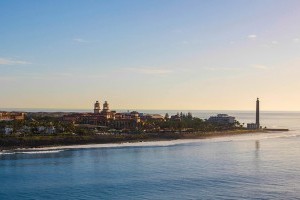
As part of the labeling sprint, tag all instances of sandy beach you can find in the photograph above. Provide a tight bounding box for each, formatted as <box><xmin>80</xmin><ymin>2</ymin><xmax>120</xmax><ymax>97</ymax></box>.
<box><xmin>0</xmin><ymin>129</ymin><xmax>274</xmax><ymax>153</ymax></box>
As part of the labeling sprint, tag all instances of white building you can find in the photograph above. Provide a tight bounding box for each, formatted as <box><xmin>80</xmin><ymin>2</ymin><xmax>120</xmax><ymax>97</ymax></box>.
<box><xmin>4</xmin><ymin>127</ymin><xmax>13</xmax><ymax>135</ymax></box>
<box><xmin>207</xmin><ymin>114</ymin><xmax>235</xmax><ymax>125</ymax></box>
<box><xmin>247</xmin><ymin>123</ymin><xmax>259</xmax><ymax>130</ymax></box>
<box><xmin>37</xmin><ymin>126</ymin><xmax>46</xmax><ymax>132</ymax></box>
<box><xmin>45</xmin><ymin>127</ymin><xmax>56</xmax><ymax>134</ymax></box>
<box><xmin>37</xmin><ymin>126</ymin><xmax>56</xmax><ymax>134</ymax></box>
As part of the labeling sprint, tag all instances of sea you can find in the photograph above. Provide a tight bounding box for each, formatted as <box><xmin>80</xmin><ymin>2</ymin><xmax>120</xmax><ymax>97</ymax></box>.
<box><xmin>1</xmin><ymin>111</ymin><xmax>300</xmax><ymax>199</ymax></box>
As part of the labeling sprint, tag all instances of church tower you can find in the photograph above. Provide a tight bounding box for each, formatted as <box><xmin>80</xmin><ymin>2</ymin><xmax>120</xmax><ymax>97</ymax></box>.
<box><xmin>94</xmin><ymin>101</ymin><xmax>100</xmax><ymax>114</ymax></box>
<box><xmin>103</xmin><ymin>101</ymin><xmax>110</xmax><ymax>112</ymax></box>
<box><xmin>256</xmin><ymin>98</ymin><xmax>260</xmax><ymax>129</ymax></box>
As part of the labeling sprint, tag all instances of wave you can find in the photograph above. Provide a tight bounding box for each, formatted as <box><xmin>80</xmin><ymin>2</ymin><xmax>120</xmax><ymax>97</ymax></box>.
<box><xmin>18</xmin><ymin>150</ymin><xmax>64</xmax><ymax>154</ymax></box>
<box><xmin>0</xmin><ymin>150</ymin><xmax>64</xmax><ymax>156</ymax></box>
<box><xmin>0</xmin><ymin>152</ymin><xmax>15</xmax><ymax>155</ymax></box>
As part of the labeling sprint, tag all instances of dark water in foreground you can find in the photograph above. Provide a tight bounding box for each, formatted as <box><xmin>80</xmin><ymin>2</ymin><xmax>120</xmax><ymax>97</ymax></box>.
<box><xmin>1</xmin><ymin>112</ymin><xmax>300</xmax><ymax>199</ymax></box>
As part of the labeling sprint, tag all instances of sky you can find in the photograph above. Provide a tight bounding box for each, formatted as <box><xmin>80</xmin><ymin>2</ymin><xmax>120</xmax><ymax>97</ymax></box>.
<box><xmin>1</xmin><ymin>0</ymin><xmax>300</xmax><ymax>111</ymax></box>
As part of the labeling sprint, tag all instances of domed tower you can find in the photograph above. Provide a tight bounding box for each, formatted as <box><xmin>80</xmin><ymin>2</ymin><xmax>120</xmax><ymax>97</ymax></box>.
<box><xmin>94</xmin><ymin>101</ymin><xmax>100</xmax><ymax>114</ymax></box>
<box><xmin>103</xmin><ymin>101</ymin><xmax>110</xmax><ymax>112</ymax></box>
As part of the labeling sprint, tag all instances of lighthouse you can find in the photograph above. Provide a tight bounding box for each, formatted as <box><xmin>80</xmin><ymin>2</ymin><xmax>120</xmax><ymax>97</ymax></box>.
<box><xmin>256</xmin><ymin>98</ymin><xmax>260</xmax><ymax>129</ymax></box>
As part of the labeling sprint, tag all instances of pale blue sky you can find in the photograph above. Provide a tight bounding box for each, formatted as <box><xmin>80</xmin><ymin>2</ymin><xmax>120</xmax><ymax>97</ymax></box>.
<box><xmin>1</xmin><ymin>0</ymin><xmax>300</xmax><ymax>110</ymax></box>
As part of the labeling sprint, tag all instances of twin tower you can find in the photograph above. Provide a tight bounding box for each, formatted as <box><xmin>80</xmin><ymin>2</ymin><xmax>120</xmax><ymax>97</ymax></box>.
<box><xmin>94</xmin><ymin>100</ymin><xmax>110</xmax><ymax>114</ymax></box>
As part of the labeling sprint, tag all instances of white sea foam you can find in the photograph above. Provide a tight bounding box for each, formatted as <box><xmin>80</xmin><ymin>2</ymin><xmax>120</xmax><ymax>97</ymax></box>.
<box><xmin>0</xmin><ymin>152</ymin><xmax>15</xmax><ymax>155</ymax></box>
<box><xmin>18</xmin><ymin>150</ymin><xmax>64</xmax><ymax>154</ymax></box>
<box><xmin>0</xmin><ymin>150</ymin><xmax>64</xmax><ymax>155</ymax></box>
<box><xmin>15</xmin><ymin>140</ymin><xmax>204</xmax><ymax>152</ymax></box>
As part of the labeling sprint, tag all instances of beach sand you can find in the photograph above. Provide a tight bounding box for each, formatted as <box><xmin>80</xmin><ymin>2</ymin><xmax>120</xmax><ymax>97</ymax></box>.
<box><xmin>0</xmin><ymin>129</ymin><xmax>273</xmax><ymax>153</ymax></box>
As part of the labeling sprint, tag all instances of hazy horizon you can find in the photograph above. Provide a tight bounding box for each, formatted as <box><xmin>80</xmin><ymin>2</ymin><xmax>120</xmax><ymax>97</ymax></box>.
<box><xmin>1</xmin><ymin>107</ymin><xmax>300</xmax><ymax>113</ymax></box>
<box><xmin>1</xmin><ymin>0</ymin><xmax>300</xmax><ymax>110</ymax></box>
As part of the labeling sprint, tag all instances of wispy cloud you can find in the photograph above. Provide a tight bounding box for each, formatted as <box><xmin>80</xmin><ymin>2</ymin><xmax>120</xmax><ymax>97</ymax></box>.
<box><xmin>0</xmin><ymin>58</ymin><xmax>31</xmax><ymax>65</ymax></box>
<box><xmin>248</xmin><ymin>34</ymin><xmax>257</xmax><ymax>40</ymax></box>
<box><xmin>73</xmin><ymin>38</ymin><xmax>90</xmax><ymax>43</ymax></box>
<box><xmin>293</xmin><ymin>38</ymin><xmax>300</xmax><ymax>43</ymax></box>
<box><xmin>126</xmin><ymin>67</ymin><xmax>173</xmax><ymax>75</ymax></box>
<box><xmin>171</xmin><ymin>29</ymin><xmax>183</xmax><ymax>33</ymax></box>
<box><xmin>202</xmin><ymin>67</ymin><xmax>242</xmax><ymax>71</ymax></box>
<box><xmin>271</xmin><ymin>40</ymin><xmax>278</xmax><ymax>45</ymax></box>
<box><xmin>181</xmin><ymin>40</ymin><xmax>189</xmax><ymax>45</ymax></box>
<box><xmin>179</xmin><ymin>39</ymin><xmax>201</xmax><ymax>46</ymax></box>
<box><xmin>252</xmin><ymin>64</ymin><xmax>268</xmax><ymax>70</ymax></box>
<box><xmin>2</xmin><ymin>72</ymin><xmax>106</xmax><ymax>81</ymax></box>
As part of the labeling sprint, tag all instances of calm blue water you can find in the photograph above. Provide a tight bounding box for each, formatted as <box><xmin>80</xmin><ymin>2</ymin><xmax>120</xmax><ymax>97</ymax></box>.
<box><xmin>1</xmin><ymin>111</ymin><xmax>300</xmax><ymax>199</ymax></box>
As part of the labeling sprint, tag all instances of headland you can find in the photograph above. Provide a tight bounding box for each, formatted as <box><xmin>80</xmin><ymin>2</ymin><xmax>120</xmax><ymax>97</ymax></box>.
<box><xmin>0</xmin><ymin>99</ymin><xmax>288</xmax><ymax>151</ymax></box>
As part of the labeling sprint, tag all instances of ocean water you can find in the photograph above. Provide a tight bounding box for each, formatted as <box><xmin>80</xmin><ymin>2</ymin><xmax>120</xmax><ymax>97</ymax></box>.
<box><xmin>1</xmin><ymin>111</ymin><xmax>300</xmax><ymax>199</ymax></box>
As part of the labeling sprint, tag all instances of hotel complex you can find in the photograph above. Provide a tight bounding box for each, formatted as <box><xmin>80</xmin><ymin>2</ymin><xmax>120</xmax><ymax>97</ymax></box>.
<box><xmin>0</xmin><ymin>112</ymin><xmax>25</xmax><ymax>121</ymax></box>
<box><xmin>63</xmin><ymin>100</ymin><xmax>164</xmax><ymax>130</ymax></box>
<box><xmin>1</xmin><ymin>99</ymin><xmax>264</xmax><ymax>134</ymax></box>
<box><xmin>207</xmin><ymin>114</ymin><xmax>235</xmax><ymax>125</ymax></box>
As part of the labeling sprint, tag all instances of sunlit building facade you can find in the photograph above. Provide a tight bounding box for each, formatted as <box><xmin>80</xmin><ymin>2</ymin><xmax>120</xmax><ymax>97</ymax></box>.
<box><xmin>0</xmin><ymin>112</ymin><xmax>25</xmax><ymax>121</ymax></box>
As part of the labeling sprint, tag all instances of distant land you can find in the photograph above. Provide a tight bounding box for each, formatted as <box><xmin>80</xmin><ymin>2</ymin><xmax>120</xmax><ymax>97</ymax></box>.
<box><xmin>0</xmin><ymin>99</ymin><xmax>289</xmax><ymax>151</ymax></box>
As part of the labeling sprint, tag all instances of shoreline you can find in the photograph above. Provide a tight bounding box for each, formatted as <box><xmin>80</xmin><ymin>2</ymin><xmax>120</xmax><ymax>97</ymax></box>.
<box><xmin>0</xmin><ymin>129</ymin><xmax>267</xmax><ymax>152</ymax></box>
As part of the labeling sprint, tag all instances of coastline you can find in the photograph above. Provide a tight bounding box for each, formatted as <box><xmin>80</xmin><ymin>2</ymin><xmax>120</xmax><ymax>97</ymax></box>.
<box><xmin>0</xmin><ymin>129</ymin><xmax>266</xmax><ymax>152</ymax></box>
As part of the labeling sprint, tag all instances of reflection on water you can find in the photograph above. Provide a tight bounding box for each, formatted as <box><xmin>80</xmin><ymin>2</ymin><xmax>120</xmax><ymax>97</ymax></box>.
<box><xmin>255</xmin><ymin>140</ymin><xmax>260</xmax><ymax>150</ymax></box>
<box><xmin>254</xmin><ymin>140</ymin><xmax>261</xmax><ymax>172</ymax></box>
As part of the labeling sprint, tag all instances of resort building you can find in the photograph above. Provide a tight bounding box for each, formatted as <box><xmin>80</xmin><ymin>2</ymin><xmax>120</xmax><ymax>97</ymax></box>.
<box><xmin>141</xmin><ymin>114</ymin><xmax>165</xmax><ymax>121</ymax></box>
<box><xmin>207</xmin><ymin>114</ymin><xmax>235</xmax><ymax>125</ymax></box>
<box><xmin>0</xmin><ymin>112</ymin><xmax>25</xmax><ymax>121</ymax></box>
<box><xmin>247</xmin><ymin>123</ymin><xmax>259</xmax><ymax>130</ymax></box>
<box><xmin>63</xmin><ymin>100</ymin><xmax>163</xmax><ymax>130</ymax></box>
<box><xmin>100</xmin><ymin>101</ymin><xmax>116</xmax><ymax>120</ymax></box>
